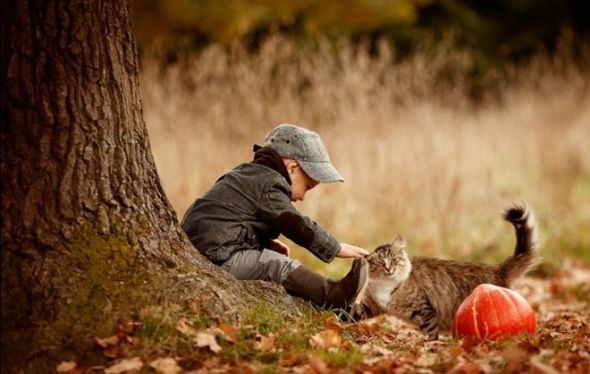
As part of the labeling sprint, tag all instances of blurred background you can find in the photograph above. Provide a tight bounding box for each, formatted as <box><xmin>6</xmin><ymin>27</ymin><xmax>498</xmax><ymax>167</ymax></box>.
<box><xmin>134</xmin><ymin>0</ymin><xmax>590</xmax><ymax>277</ymax></box>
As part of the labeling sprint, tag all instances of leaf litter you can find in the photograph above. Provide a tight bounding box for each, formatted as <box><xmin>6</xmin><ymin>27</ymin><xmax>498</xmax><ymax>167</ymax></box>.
<box><xmin>58</xmin><ymin>264</ymin><xmax>589</xmax><ymax>373</ymax></box>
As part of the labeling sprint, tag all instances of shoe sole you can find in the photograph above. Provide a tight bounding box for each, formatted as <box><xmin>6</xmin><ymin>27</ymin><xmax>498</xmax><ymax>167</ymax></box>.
<box><xmin>349</xmin><ymin>258</ymin><xmax>369</xmax><ymax>305</ymax></box>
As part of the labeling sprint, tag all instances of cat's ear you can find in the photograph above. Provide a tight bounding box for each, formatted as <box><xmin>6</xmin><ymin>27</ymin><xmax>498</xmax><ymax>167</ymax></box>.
<box><xmin>393</xmin><ymin>235</ymin><xmax>406</xmax><ymax>248</ymax></box>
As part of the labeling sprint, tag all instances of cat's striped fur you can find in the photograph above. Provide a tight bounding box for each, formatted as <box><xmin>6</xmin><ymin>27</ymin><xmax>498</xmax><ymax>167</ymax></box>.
<box><xmin>354</xmin><ymin>202</ymin><xmax>540</xmax><ymax>340</ymax></box>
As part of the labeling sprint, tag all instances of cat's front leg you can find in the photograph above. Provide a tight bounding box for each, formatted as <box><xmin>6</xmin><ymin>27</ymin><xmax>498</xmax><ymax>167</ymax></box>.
<box><xmin>350</xmin><ymin>302</ymin><xmax>369</xmax><ymax>321</ymax></box>
<box><xmin>350</xmin><ymin>302</ymin><xmax>380</xmax><ymax>321</ymax></box>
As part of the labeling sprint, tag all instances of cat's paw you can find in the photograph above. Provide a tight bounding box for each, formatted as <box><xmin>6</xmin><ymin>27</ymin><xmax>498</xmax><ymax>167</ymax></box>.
<box><xmin>348</xmin><ymin>303</ymin><xmax>371</xmax><ymax>321</ymax></box>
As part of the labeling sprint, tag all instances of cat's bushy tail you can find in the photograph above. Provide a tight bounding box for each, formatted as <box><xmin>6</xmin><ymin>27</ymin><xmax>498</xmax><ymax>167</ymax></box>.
<box><xmin>498</xmin><ymin>201</ymin><xmax>541</xmax><ymax>284</ymax></box>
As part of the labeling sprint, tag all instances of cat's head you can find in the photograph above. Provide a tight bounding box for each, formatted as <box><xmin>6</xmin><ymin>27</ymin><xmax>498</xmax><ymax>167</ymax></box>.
<box><xmin>366</xmin><ymin>235</ymin><xmax>411</xmax><ymax>280</ymax></box>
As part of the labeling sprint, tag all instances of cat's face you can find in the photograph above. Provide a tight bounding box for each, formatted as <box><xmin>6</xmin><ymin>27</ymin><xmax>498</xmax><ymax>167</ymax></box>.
<box><xmin>366</xmin><ymin>236</ymin><xmax>410</xmax><ymax>280</ymax></box>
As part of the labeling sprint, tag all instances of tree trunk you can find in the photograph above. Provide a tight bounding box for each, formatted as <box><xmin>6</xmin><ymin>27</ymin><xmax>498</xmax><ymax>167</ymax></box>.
<box><xmin>0</xmin><ymin>1</ymin><xmax>309</xmax><ymax>372</ymax></box>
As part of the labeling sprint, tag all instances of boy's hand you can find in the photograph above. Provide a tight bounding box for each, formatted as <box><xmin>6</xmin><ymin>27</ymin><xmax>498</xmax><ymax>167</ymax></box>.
<box><xmin>269</xmin><ymin>239</ymin><xmax>291</xmax><ymax>256</ymax></box>
<box><xmin>337</xmin><ymin>243</ymin><xmax>369</xmax><ymax>258</ymax></box>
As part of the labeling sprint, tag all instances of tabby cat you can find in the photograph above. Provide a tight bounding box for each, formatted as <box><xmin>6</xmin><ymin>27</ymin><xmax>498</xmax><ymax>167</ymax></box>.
<box><xmin>353</xmin><ymin>202</ymin><xmax>540</xmax><ymax>340</ymax></box>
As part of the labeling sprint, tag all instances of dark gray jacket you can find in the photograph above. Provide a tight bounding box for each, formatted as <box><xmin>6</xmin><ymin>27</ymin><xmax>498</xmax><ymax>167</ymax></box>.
<box><xmin>181</xmin><ymin>147</ymin><xmax>340</xmax><ymax>264</ymax></box>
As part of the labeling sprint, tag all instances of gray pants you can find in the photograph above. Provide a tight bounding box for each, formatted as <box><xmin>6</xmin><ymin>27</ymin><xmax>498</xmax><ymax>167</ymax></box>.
<box><xmin>220</xmin><ymin>249</ymin><xmax>302</xmax><ymax>284</ymax></box>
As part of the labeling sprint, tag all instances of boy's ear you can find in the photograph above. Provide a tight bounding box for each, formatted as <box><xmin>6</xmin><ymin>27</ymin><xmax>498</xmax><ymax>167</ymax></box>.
<box><xmin>285</xmin><ymin>159</ymin><xmax>299</xmax><ymax>173</ymax></box>
<box><xmin>393</xmin><ymin>235</ymin><xmax>406</xmax><ymax>248</ymax></box>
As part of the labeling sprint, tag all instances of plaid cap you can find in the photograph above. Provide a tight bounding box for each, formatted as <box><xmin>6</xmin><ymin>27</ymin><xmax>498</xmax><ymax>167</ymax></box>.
<box><xmin>261</xmin><ymin>124</ymin><xmax>344</xmax><ymax>183</ymax></box>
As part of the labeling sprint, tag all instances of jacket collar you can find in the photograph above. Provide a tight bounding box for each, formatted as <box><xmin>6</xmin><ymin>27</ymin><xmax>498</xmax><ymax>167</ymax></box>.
<box><xmin>251</xmin><ymin>146</ymin><xmax>291</xmax><ymax>185</ymax></box>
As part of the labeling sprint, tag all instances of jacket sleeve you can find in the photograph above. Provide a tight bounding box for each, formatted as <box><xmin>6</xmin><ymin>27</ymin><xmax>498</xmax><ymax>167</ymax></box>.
<box><xmin>258</xmin><ymin>180</ymin><xmax>340</xmax><ymax>263</ymax></box>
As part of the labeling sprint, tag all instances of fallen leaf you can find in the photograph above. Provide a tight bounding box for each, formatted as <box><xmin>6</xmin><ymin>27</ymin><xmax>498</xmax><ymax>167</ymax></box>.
<box><xmin>414</xmin><ymin>353</ymin><xmax>437</xmax><ymax>367</ymax></box>
<box><xmin>309</xmin><ymin>329</ymin><xmax>341</xmax><ymax>349</ymax></box>
<box><xmin>256</xmin><ymin>334</ymin><xmax>276</xmax><ymax>352</ymax></box>
<box><xmin>280</xmin><ymin>353</ymin><xmax>305</xmax><ymax>367</ymax></box>
<box><xmin>370</xmin><ymin>344</ymin><xmax>391</xmax><ymax>356</ymax></box>
<box><xmin>480</xmin><ymin>342</ymin><xmax>490</xmax><ymax>353</ymax></box>
<box><xmin>127</xmin><ymin>335</ymin><xmax>141</xmax><ymax>346</ymax></box>
<box><xmin>340</xmin><ymin>339</ymin><xmax>354</xmax><ymax>351</ymax></box>
<box><xmin>150</xmin><ymin>357</ymin><xmax>182</xmax><ymax>374</ymax></box>
<box><xmin>219</xmin><ymin>323</ymin><xmax>238</xmax><ymax>343</ymax></box>
<box><xmin>176</xmin><ymin>318</ymin><xmax>197</xmax><ymax>336</ymax></box>
<box><xmin>449</xmin><ymin>346</ymin><xmax>464</xmax><ymax>357</ymax></box>
<box><xmin>236</xmin><ymin>362</ymin><xmax>257</xmax><ymax>374</ymax></box>
<box><xmin>530</xmin><ymin>355</ymin><xmax>560</xmax><ymax>374</ymax></box>
<box><xmin>194</xmin><ymin>332</ymin><xmax>222</xmax><ymax>353</ymax></box>
<box><xmin>104</xmin><ymin>357</ymin><xmax>143</xmax><ymax>374</ymax></box>
<box><xmin>119</xmin><ymin>321</ymin><xmax>140</xmax><ymax>334</ymax></box>
<box><xmin>56</xmin><ymin>361</ymin><xmax>76</xmax><ymax>372</ymax></box>
<box><xmin>103</xmin><ymin>349</ymin><xmax>119</xmax><ymax>359</ymax></box>
<box><xmin>323</xmin><ymin>316</ymin><xmax>344</xmax><ymax>333</ymax></box>
<box><xmin>453</xmin><ymin>361</ymin><xmax>483</xmax><ymax>374</ymax></box>
<box><xmin>96</xmin><ymin>335</ymin><xmax>120</xmax><ymax>348</ymax></box>
<box><xmin>354</xmin><ymin>318</ymin><xmax>383</xmax><ymax>337</ymax></box>
<box><xmin>308</xmin><ymin>355</ymin><xmax>329</xmax><ymax>374</ymax></box>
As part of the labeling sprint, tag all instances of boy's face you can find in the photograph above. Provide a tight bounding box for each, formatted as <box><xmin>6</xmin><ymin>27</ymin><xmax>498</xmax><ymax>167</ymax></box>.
<box><xmin>286</xmin><ymin>160</ymin><xmax>319</xmax><ymax>202</ymax></box>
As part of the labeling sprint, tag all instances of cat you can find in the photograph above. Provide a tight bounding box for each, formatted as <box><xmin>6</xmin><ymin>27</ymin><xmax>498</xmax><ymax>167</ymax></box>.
<box><xmin>352</xmin><ymin>202</ymin><xmax>540</xmax><ymax>340</ymax></box>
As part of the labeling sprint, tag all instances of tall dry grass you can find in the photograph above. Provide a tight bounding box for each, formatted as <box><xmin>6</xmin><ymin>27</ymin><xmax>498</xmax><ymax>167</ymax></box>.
<box><xmin>140</xmin><ymin>35</ymin><xmax>590</xmax><ymax>276</ymax></box>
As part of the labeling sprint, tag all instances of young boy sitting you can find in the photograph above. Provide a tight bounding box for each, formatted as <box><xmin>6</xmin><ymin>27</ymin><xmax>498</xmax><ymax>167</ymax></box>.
<box><xmin>181</xmin><ymin>124</ymin><xmax>369</xmax><ymax>309</ymax></box>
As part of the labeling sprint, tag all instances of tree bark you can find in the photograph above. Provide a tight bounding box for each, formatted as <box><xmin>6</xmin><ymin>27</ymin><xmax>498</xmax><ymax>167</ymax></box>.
<box><xmin>0</xmin><ymin>1</ymin><xmax>309</xmax><ymax>372</ymax></box>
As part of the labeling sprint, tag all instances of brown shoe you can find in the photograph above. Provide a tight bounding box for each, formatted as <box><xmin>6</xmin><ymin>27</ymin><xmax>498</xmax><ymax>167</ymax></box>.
<box><xmin>283</xmin><ymin>258</ymin><xmax>368</xmax><ymax>309</ymax></box>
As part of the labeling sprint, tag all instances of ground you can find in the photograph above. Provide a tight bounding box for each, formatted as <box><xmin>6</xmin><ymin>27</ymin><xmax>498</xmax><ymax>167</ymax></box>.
<box><xmin>58</xmin><ymin>260</ymin><xmax>589</xmax><ymax>374</ymax></box>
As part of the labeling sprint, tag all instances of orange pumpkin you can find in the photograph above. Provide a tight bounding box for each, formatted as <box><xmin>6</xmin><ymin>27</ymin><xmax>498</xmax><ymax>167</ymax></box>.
<box><xmin>452</xmin><ymin>284</ymin><xmax>536</xmax><ymax>341</ymax></box>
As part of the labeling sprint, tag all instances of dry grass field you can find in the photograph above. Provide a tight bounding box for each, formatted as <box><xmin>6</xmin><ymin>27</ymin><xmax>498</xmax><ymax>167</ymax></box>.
<box><xmin>140</xmin><ymin>36</ymin><xmax>590</xmax><ymax>277</ymax></box>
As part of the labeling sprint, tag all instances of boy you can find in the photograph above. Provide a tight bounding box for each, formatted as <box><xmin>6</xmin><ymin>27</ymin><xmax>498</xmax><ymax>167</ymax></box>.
<box><xmin>181</xmin><ymin>124</ymin><xmax>369</xmax><ymax>309</ymax></box>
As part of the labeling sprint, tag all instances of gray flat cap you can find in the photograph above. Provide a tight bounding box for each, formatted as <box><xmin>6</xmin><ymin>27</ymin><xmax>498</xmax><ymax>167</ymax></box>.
<box><xmin>263</xmin><ymin>124</ymin><xmax>344</xmax><ymax>183</ymax></box>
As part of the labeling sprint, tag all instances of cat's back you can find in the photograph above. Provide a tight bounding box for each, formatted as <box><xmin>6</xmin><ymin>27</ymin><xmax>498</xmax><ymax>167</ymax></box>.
<box><xmin>410</xmin><ymin>256</ymin><xmax>500</xmax><ymax>291</ymax></box>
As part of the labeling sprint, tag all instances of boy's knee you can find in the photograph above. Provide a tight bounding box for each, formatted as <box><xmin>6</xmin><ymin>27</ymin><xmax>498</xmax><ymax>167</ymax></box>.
<box><xmin>265</xmin><ymin>257</ymin><xmax>301</xmax><ymax>284</ymax></box>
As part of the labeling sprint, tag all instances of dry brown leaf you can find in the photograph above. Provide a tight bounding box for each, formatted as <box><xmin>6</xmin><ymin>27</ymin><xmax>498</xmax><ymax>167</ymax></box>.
<box><xmin>339</xmin><ymin>339</ymin><xmax>354</xmax><ymax>351</ymax></box>
<box><xmin>309</xmin><ymin>329</ymin><xmax>341</xmax><ymax>349</ymax></box>
<box><xmin>127</xmin><ymin>335</ymin><xmax>141</xmax><ymax>346</ymax></box>
<box><xmin>280</xmin><ymin>353</ymin><xmax>305</xmax><ymax>367</ymax></box>
<box><xmin>95</xmin><ymin>335</ymin><xmax>120</xmax><ymax>348</ymax></box>
<box><xmin>104</xmin><ymin>357</ymin><xmax>143</xmax><ymax>374</ymax></box>
<box><xmin>498</xmin><ymin>347</ymin><xmax>528</xmax><ymax>374</ymax></box>
<box><xmin>361</xmin><ymin>355</ymin><xmax>382</xmax><ymax>366</ymax></box>
<box><xmin>118</xmin><ymin>321</ymin><xmax>140</xmax><ymax>334</ymax></box>
<box><xmin>149</xmin><ymin>357</ymin><xmax>182</xmax><ymax>374</ymax></box>
<box><xmin>414</xmin><ymin>353</ymin><xmax>438</xmax><ymax>367</ymax></box>
<box><xmin>256</xmin><ymin>334</ymin><xmax>276</xmax><ymax>352</ymax></box>
<box><xmin>219</xmin><ymin>323</ymin><xmax>238</xmax><ymax>343</ymax></box>
<box><xmin>358</xmin><ymin>320</ymin><xmax>382</xmax><ymax>336</ymax></box>
<box><xmin>194</xmin><ymin>331</ymin><xmax>222</xmax><ymax>353</ymax></box>
<box><xmin>175</xmin><ymin>318</ymin><xmax>197</xmax><ymax>336</ymax></box>
<box><xmin>370</xmin><ymin>344</ymin><xmax>392</xmax><ymax>356</ymax></box>
<box><xmin>103</xmin><ymin>349</ymin><xmax>119</xmax><ymax>359</ymax></box>
<box><xmin>323</xmin><ymin>316</ymin><xmax>344</xmax><ymax>333</ymax></box>
<box><xmin>308</xmin><ymin>355</ymin><xmax>329</xmax><ymax>374</ymax></box>
<box><xmin>236</xmin><ymin>362</ymin><xmax>257</xmax><ymax>374</ymax></box>
<box><xmin>449</xmin><ymin>346</ymin><xmax>464</xmax><ymax>357</ymax></box>
<box><xmin>530</xmin><ymin>355</ymin><xmax>560</xmax><ymax>374</ymax></box>
<box><xmin>56</xmin><ymin>361</ymin><xmax>77</xmax><ymax>372</ymax></box>
<box><xmin>453</xmin><ymin>361</ymin><xmax>483</xmax><ymax>374</ymax></box>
